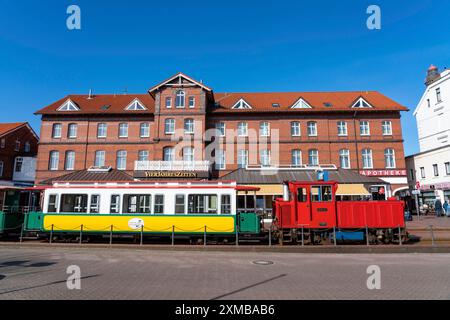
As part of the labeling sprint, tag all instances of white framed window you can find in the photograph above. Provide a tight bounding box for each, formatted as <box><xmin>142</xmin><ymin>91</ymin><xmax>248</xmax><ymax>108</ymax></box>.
<box><xmin>362</xmin><ymin>149</ymin><xmax>373</xmax><ymax>169</ymax></box>
<box><xmin>215</xmin><ymin>149</ymin><xmax>226</xmax><ymax>170</ymax></box>
<box><xmin>189</xmin><ymin>97</ymin><xmax>195</xmax><ymax>108</ymax></box>
<box><xmin>291</xmin><ymin>121</ymin><xmax>301</xmax><ymax>137</ymax></box>
<box><xmin>384</xmin><ymin>148</ymin><xmax>396</xmax><ymax>168</ymax></box>
<box><xmin>138</xmin><ymin>150</ymin><xmax>149</xmax><ymax>161</ymax></box>
<box><xmin>308</xmin><ymin>149</ymin><xmax>319</xmax><ymax>166</ymax></box>
<box><xmin>291</xmin><ymin>150</ymin><xmax>302</xmax><ymax>167</ymax></box>
<box><xmin>65</xmin><ymin>151</ymin><xmax>75</xmax><ymax>170</ymax></box>
<box><xmin>57</xmin><ymin>99</ymin><xmax>79</xmax><ymax>111</ymax></box>
<box><xmin>216</xmin><ymin>122</ymin><xmax>225</xmax><ymax>137</ymax></box>
<box><xmin>166</xmin><ymin>97</ymin><xmax>172</xmax><ymax>108</ymax></box>
<box><xmin>382</xmin><ymin>121</ymin><xmax>392</xmax><ymax>135</ymax></box>
<box><xmin>337</xmin><ymin>121</ymin><xmax>347</xmax><ymax>136</ymax></box>
<box><xmin>165</xmin><ymin>119</ymin><xmax>175</xmax><ymax>134</ymax></box>
<box><xmin>116</xmin><ymin>150</ymin><xmax>127</xmax><ymax>170</ymax></box>
<box><xmin>436</xmin><ymin>88</ymin><xmax>442</xmax><ymax>103</ymax></box>
<box><xmin>184</xmin><ymin>119</ymin><xmax>195</xmax><ymax>134</ymax></box>
<box><xmin>0</xmin><ymin>161</ymin><xmax>3</xmax><ymax>177</ymax></box>
<box><xmin>237</xmin><ymin>122</ymin><xmax>248</xmax><ymax>137</ymax></box>
<box><xmin>140</xmin><ymin>123</ymin><xmax>150</xmax><ymax>137</ymax></box>
<box><xmin>339</xmin><ymin>149</ymin><xmax>350</xmax><ymax>169</ymax></box>
<box><xmin>445</xmin><ymin>162</ymin><xmax>450</xmax><ymax>175</ymax></box>
<box><xmin>90</xmin><ymin>195</ymin><xmax>100</xmax><ymax>214</ymax></box>
<box><xmin>68</xmin><ymin>123</ymin><xmax>78</xmax><ymax>138</ymax></box>
<box><xmin>97</xmin><ymin>123</ymin><xmax>107</xmax><ymax>138</ymax></box>
<box><xmin>260</xmin><ymin>122</ymin><xmax>270</xmax><ymax>137</ymax></box>
<box><xmin>14</xmin><ymin>157</ymin><xmax>23</xmax><ymax>172</ymax></box>
<box><xmin>307</xmin><ymin>121</ymin><xmax>317</xmax><ymax>136</ymax></box>
<box><xmin>163</xmin><ymin>147</ymin><xmax>174</xmax><ymax>161</ymax></box>
<box><xmin>260</xmin><ymin>149</ymin><xmax>271</xmax><ymax>167</ymax></box>
<box><xmin>420</xmin><ymin>167</ymin><xmax>425</xmax><ymax>179</ymax></box>
<box><xmin>360</xmin><ymin>121</ymin><xmax>370</xmax><ymax>136</ymax></box>
<box><xmin>237</xmin><ymin>149</ymin><xmax>248</xmax><ymax>169</ymax></box>
<box><xmin>49</xmin><ymin>151</ymin><xmax>59</xmax><ymax>170</ymax></box>
<box><xmin>351</xmin><ymin>97</ymin><xmax>372</xmax><ymax>108</ymax></box>
<box><xmin>175</xmin><ymin>90</ymin><xmax>185</xmax><ymax>108</ymax></box>
<box><xmin>183</xmin><ymin>147</ymin><xmax>194</xmax><ymax>163</ymax></box>
<box><xmin>125</xmin><ymin>98</ymin><xmax>146</xmax><ymax>110</ymax></box>
<box><xmin>118</xmin><ymin>123</ymin><xmax>128</xmax><ymax>138</ymax></box>
<box><xmin>24</xmin><ymin>142</ymin><xmax>31</xmax><ymax>153</ymax></box>
<box><xmin>433</xmin><ymin>164</ymin><xmax>439</xmax><ymax>177</ymax></box>
<box><xmin>94</xmin><ymin>151</ymin><xmax>106</xmax><ymax>167</ymax></box>
<box><xmin>52</xmin><ymin>123</ymin><xmax>62</xmax><ymax>138</ymax></box>
<box><xmin>232</xmin><ymin>98</ymin><xmax>252</xmax><ymax>109</ymax></box>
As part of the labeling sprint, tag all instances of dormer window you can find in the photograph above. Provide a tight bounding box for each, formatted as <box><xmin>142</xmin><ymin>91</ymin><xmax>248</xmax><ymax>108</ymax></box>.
<box><xmin>232</xmin><ymin>98</ymin><xmax>252</xmax><ymax>109</ymax></box>
<box><xmin>291</xmin><ymin>98</ymin><xmax>312</xmax><ymax>109</ymax></box>
<box><xmin>125</xmin><ymin>98</ymin><xmax>146</xmax><ymax>110</ymax></box>
<box><xmin>176</xmin><ymin>90</ymin><xmax>185</xmax><ymax>108</ymax></box>
<box><xmin>57</xmin><ymin>99</ymin><xmax>80</xmax><ymax>111</ymax></box>
<box><xmin>351</xmin><ymin>97</ymin><xmax>373</xmax><ymax>108</ymax></box>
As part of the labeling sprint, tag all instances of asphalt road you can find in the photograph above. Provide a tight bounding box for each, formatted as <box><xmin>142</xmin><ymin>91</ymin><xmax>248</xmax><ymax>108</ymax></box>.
<box><xmin>1</xmin><ymin>246</ymin><xmax>450</xmax><ymax>300</ymax></box>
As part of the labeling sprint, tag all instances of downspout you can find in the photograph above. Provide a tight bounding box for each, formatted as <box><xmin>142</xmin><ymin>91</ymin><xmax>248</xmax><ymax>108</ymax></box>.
<box><xmin>84</xmin><ymin>118</ymin><xmax>90</xmax><ymax>169</ymax></box>
<box><xmin>352</xmin><ymin>111</ymin><xmax>360</xmax><ymax>171</ymax></box>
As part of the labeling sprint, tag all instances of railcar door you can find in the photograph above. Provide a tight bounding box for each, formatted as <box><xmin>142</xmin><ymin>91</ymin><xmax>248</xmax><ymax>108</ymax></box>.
<box><xmin>309</xmin><ymin>185</ymin><xmax>336</xmax><ymax>228</ymax></box>
<box><xmin>295</xmin><ymin>185</ymin><xmax>312</xmax><ymax>227</ymax></box>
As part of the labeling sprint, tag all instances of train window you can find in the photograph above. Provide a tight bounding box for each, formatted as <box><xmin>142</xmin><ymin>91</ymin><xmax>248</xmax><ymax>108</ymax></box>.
<box><xmin>90</xmin><ymin>195</ymin><xmax>100</xmax><ymax>213</ymax></box>
<box><xmin>110</xmin><ymin>195</ymin><xmax>121</xmax><ymax>214</ymax></box>
<box><xmin>123</xmin><ymin>195</ymin><xmax>152</xmax><ymax>214</ymax></box>
<box><xmin>48</xmin><ymin>194</ymin><xmax>58</xmax><ymax>213</ymax></box>
<box><xmin>175</xmin><ymin>195</ymin><xmax>185</xmax><ymax>214</ymax></box>
<box><xmin>297</xmin><ymin>188</ymin><xmax>307</xmax><ymax>202</ymax></box>
<box><xmin>154</xmin><ymin>195</ymin><xmax>164</xmax><ymax>214</ymax></box>
<box><xmin>221</xmin><ymin>195</ymin><xmax>231</xmax><ymax>214</ymax></box>
<box><xmin>60</xmin><ymin>194</ymin><xmax>88</xmax><ymax>213</ymax></box>
<box><xmin>188</xmin><ymin>194</ymin><xmax>218</xmax><ymax>214</ymax></box>
<box><xmin>311</xmin><ymin>186</ymin><xmax>333</xmax><ymax>202</ymax></box>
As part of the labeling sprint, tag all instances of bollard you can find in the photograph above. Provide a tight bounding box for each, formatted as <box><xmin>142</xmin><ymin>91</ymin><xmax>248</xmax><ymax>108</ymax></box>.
<box><xmin>140</xmin><ymin>225</ymin><xmax>144</xmax><ymax>246</ymax></box>
<box><xmin>50</xmin><ymin>224</ymin><xmax>54</xmax><ymax>244</ymax></box>
<box><xmin>398</xmin><ymin>225</ymin><xmax>402</xmax><ymax>246</ymax></box>
<box><xmin>235</xmin><ymin>226</ymin><xmax>239</xmax><ymax>246</ymax></box>
<box><xmin>172</xmin><ymin>225</ymin><xmax>175</xmax><ymax>246</ymax></box>
<box><xmin>366</xmin><ymin>225</ymin><xmax>370</xmax><ymax>246</ymax></box>
<box><xmin>333</xmin><ymin>226</ymin><xmax>337</xmax><ymax>246</ymax></box>
<box><xmin>20</xmin><ymin>223</ymin><xmax>24</xmax><ymax>243</ymax></box>
<box><xmin>109</xmin><ymin>225</ymin><xmax>113</xmax><ymax>246</ymax></box>
<box><xmin>429</xmin><ymin>225</ymin><xmax>436</xmax><ymax>246</ymax></box>
<box><xmin>269</xmin><ymin>224</ymin><xmax>272</xmax><ymax>247</ymax></box>
<box><xmin>204</xmin><ymin>226</ymin><xmax>207</xmax><ymax>246</ymax></box>
<box><xmin>79</xmin><ymin>224</ymin><xmax>83</xmax><ymax>245</ymax></box>
<box><xmin>301</xmin><ymin>226</ymin><xmax>304</xmax><ymax>246</ymax></box>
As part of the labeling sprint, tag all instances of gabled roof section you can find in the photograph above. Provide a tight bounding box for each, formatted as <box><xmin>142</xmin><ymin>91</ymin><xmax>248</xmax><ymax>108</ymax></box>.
<box><xmin>57</xmin><ymin>99</ymin><xmax>80</xmax><ymax>111</ymax></box>
<box><xmin>232</xmin><ymin>98</ymin><xmax>253</xmax><ymax>109</ymax></box>
<box><xmin>39</xmin><ymin>169</ymin><xmax>134</xmax><ymax>185</ymax></box>
<box><xmin>290</xmin><ymin>97</ymin><xmax>312</xmax><ymax>109</ymax></box>
<box><xmin>125</xmin><ymin>98</ymin><xmax>147</xmax><ymax>111</ymax></box>
<box><xmin>148</xmin><ymin>72</ymin><xmax>212</xmax><ymax>96</ymax></box>
<box><xmin>350</xmin><ymin>97</ymin><xmax>373</xmax><ymax>109</ymax></box>
<box><xmin>0</xmin><ymin>122</ymin><xmax>39</xmax><ymax>141</ymax></box>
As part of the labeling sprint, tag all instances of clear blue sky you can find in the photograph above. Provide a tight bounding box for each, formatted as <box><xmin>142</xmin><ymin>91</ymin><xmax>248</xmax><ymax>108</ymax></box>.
<box><xmin>0</xmin><ymin>0</ymin><xmax>449</xmax><ymax>156</ymax></box>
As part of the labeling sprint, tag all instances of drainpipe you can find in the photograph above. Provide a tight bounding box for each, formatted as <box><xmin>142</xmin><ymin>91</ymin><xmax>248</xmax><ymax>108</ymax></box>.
<box><xmin>84</xmin><ymin>118</ymin><xmax>90</xmax><ymax>169</ymax></box>
<box><xmin>353</xmin><ymin>111</ymin><xmax>360</xmax><ymax>171</ymax></box>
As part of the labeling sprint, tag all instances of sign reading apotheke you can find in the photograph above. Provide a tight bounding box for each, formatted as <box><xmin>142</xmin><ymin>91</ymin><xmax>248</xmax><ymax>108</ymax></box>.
<box><xmin>134</xmin><ymin>171</ymin><xmax>210</xmax><ymax>179</ymax></box>
<box><xmin>359</xmin><ymin>169</ymin><xmax>407</xmax><ymax>177</ymax></box>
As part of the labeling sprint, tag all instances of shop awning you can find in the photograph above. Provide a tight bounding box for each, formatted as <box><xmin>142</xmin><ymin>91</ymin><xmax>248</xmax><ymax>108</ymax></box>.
<box><xmin>336</xmin><ymin>184</ymin><xmax>370</xmax><ymax>196</ymax></box>
<box><xmin>237</xmin><ymin>184</ymin><xmax>284</xmax><ymax>196</ymax></box>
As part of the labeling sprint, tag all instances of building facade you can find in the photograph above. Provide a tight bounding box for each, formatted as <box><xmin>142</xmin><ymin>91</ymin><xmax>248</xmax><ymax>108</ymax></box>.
<box><xmin>406</xmin><ymin>65</ymin><xmax>450</xmax><ymax>204</ymax></box>
<box><xmin>35</xmin><ymin>73</ymin><xmax>408</xmax><ymax>195</ymax></box>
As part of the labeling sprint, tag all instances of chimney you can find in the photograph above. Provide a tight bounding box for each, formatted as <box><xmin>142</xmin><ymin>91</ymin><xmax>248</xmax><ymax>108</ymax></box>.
<box><xmin>87</xmin><ymin>89</ymin><xmax>93</xmax><ymax>99</ymax></box>
<box><xmin>425</xmin><ymin>65</ymin><xmax>440</xmax><ymax>86</ymax></box>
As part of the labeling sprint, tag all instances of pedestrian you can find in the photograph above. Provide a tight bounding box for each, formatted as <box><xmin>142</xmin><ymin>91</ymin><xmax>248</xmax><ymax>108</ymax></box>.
<box><xmin>444</xmin><ymin>199</ymin><xmax>450</xmax><ymax>217</ymax></box>
<box><xmin>435</xmin><ymin>198</ymin><xmax>443</xmax><ymax>217</ymax></box>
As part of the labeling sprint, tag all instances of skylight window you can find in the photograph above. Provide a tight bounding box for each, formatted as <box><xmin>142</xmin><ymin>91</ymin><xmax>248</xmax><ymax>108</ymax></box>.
<box><xmin>57</xmin><ymin>99</ymin><xmax>80</xmax><ymax>111</ymax></box>
<box><xmin>323</xmin><ymin>102</ymin><xmax>333</xmax><ymax>107</ymax></box>
<box><xmin>232</xmin><ymin>98</ymin><xmax>252</xmax><ymax>109</ymax></box>
<box><xmin>272</xmin><ymin>103</ymin><xmax>280</xmax><ymax>108</ymax></box>
<box><xmin>125</xmin><ymin>98</ymin><xmax>147</xmax><ymax>111</ymax></box>
<box><xmin>291</xmin><ymin>98</ymin><xmax>312</xmax><ymax>109</ymax></box>
<box><xmin>351</xmin><ymin>97</ymin><xmax>373</xmax><ymax>109</ymax></box>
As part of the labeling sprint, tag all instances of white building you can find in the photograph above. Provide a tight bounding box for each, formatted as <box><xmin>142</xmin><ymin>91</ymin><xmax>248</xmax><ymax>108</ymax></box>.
<box><xmin>12</xmin><ymin>156</ymin><xmax>36</xmax><ymax>186</ymax></box>
<box><xmin>406</xmin><ymin>65</ymin><xmax>450</xmax><ymax>205</ymax></box>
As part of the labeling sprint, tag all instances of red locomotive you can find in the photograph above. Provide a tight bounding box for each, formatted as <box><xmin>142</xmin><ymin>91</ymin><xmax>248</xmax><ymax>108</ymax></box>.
<box><xmin>273</xmin><ymin>181</ymin><xmax>406</xmax><ymax>244</ymax></box>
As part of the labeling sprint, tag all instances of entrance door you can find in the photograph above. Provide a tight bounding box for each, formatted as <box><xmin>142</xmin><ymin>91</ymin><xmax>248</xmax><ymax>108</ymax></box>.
<box><xmin>295</xmin><ymin>186</ymin><xmax>312</xmax><ymax>227</ymax></box>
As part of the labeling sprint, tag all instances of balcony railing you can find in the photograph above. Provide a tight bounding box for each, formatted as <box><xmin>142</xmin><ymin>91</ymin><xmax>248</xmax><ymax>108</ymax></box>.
<box><xmin>135</xmin><ymin>161</ymin><xmax>211</xmax><ymax>172</ymax></box>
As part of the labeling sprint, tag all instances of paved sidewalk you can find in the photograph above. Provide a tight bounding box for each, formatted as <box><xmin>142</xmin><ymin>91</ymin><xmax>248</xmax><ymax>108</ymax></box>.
<box><xmin>407</xmin><ymin>216</ymin><xmax>450</xmax><ymax>230</ymax></box>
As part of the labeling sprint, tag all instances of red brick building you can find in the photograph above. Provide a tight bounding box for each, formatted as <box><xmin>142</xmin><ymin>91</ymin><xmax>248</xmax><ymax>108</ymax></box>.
<box><xmin>34</xmin><ymin>73</ymin><xmax>408</xmax><ymax>195</ymax></box>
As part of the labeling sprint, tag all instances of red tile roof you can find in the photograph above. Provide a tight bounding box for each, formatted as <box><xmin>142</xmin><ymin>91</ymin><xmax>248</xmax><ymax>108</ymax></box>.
<box><xmin>35</xmin><ymin>91</ymin><xmax>408</xmax><ymax>115</ymax></box>
<box><xmin>0</xmin><ymin>122</ymin><xmax>27</xmax><ymax>137</ymax></box>
<box><xmin>212</xmin><ymin>91</ymin><xmax>408</xmax><ymax>112</ymax></box>
<box><xmin>35</xmin><ymin>94</ymin><xmax>155</xmax><ymax>115</ymax></box>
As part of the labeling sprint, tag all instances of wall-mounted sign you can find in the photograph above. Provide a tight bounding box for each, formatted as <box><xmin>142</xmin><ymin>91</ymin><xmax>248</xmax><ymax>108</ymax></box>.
<box><xmin>134</xmin><ymin>171</ymin><xmax>209</xmax><ymax>179</ymax></box>
<box><xmin>359</xmin><ymin>169</ymin><xmax>407</xmax><ymax>177</ymax></box>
